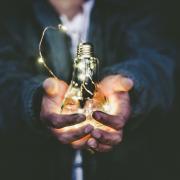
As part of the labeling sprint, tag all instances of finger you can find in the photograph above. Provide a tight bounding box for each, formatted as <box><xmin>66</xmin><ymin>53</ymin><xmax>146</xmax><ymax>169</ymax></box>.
<box><xmin>92</xmin><ymin>111</ymin><xmax>124</xmax><ymax>130</ymax></box>
<box><xmin>99</xmin><ymin>75</ymin><xmax>134</xmax><ymax>96</ymax></box>
<box><xmin>87</xmin><ymin>138</ymin><xmax>98</xmax><ymax>149</ymax></box>
<box><xmin>43</xmin><ymin>113</ymin><xmax>86</xmax><ymax>128</ymax></box>
<box><xmin>91</xmin><ymin>129</ymin><xmax>123</xmax><ymax>146</ymax></box>
<box><xmin>53</xmin><ymin>125</ymin><xmax>94</xmax><ymax>144</ymax></box>
<box><xmin>41</xmin><ymin>78</ymin><xmax>67</xmax><ymax>116</ymax></box>
<box><xmin>117</xmin><ymin>76</ymin><xmax>134</xmax><ymax>92</ymax></box>
<box><xmin>108</xmin><ymin>92</ymin><xmax>131</xmax><ymax>116</ymax></box>
<box><xmin>87</xmin><ymin>138</ymin><xmax>112</xmax><ymax>153</ymax></box>
<box><xmin>43</xmin><ymin>78</ymin><xmax>68</xmax><ymax>97</ymax></box>
<box><xmin>71</xmin><ymin>134</ymin><xmax>91</xmax><ymax>149</ymax></box>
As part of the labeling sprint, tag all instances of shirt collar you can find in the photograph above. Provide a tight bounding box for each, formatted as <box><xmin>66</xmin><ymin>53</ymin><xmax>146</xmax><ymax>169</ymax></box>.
<box><xmin>60</xmin><ymin>0</ymin><xmax>95</xmax><ymax>24</ymax></box>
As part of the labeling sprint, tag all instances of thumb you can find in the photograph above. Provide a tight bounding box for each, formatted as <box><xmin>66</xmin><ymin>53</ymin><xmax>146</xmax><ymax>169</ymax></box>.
<box><xmin>43</xmin><ymin>78</ymin><xmax>68</xmax><ymax>97</ymax></box>
<box><xmin>99</xmin><ymin>75</ymin><xmax>134</xmax><ymax>96</ymax></box>
<box><xmin>114</xmin><ymin>76</ymin><xmax>134</xmax><ymax>92</ymax></box>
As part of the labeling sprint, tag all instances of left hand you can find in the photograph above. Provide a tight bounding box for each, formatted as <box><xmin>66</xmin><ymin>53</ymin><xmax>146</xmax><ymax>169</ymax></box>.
<box><xmin>40</xmin><ymin>78</ymin><xmax>93</xmax><ymax>148</ymax></box>
<box><xmin>87</xmin><ymin>75</ymin><xmax>134</xmax><ymax>152</ymax></box>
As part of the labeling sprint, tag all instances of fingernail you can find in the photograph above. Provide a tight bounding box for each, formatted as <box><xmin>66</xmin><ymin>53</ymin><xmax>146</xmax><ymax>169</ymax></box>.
<box><xmin>92</xmin><ymin>131</ymin><xmax>101</xmax><ymax>139</ymax></box>
<box><xmin>88</xmin><ymin>139</ymin><xmax>97</xmax><ymax>148</ymax></box>
<box><xmin>85</xmin><ymin>126</ymin><xmax>93</xmax><ymax>134</ymax></box>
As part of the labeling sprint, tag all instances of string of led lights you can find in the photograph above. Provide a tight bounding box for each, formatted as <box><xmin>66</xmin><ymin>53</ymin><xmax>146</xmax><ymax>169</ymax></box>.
<box><xmin>37</xmin><ymin>24</ymin><xmax>112</xmax><ymax>119</ymax></box>
<box><xmin>37</xmin><ymin>24</ymin><xmax>67</xmax><ymax>79</ymax></box>
<box><xmin>38</xmin><ymin>24</ymin><xmax>98</xmax><ymax>99</ymax></box>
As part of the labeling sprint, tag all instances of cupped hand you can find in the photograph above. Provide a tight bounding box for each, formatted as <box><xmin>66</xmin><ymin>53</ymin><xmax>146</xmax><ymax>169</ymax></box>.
<box><xmin>87</xmin><ymin>75</ymin><xmax>133</xmax><ymax>152</ymax></box>
<box><xmin>40</xmin><ymin>78</ymin><xmax>94</xmax><ymax>147</ymax></box>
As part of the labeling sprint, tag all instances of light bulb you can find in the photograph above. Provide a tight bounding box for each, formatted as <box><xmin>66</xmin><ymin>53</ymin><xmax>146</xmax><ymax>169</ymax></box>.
<box><xmin>37</xmin><ymin>24</ymin><xmax>114</xmax><ymax>130</ymax></box>
<box><xmin>61</xmin><ymin>43</ymin><xmax>111</xmax><ymax>129</ymax></box>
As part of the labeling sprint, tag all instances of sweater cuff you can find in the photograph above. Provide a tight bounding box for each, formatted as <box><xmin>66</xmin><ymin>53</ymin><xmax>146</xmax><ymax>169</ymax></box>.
<box><xmin>22</xmin><ymin>75</ymin><xmax>47</xmax><ymax>133</ymax></box>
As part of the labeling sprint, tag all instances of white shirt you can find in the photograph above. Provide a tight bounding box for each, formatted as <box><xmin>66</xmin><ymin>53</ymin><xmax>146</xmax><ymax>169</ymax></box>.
<box><xmin>60</xmin><ymin>0</ymin><xmax>95</xmax><ymax>57</ymax></box>
<box><xmin>60</xmin><ymin>1</ymin><xmax>95</xmax><ymax>180</ymax></box>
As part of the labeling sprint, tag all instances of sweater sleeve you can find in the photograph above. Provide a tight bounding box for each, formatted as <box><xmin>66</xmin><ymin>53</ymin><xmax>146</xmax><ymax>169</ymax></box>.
<box><xmin>101</xmin><ymin>14</ymin><xmax>175</xmax><ymax>130</ymax></box>
<box><xmin>0</xmin><ymin>22</ymin><xmax>47</xmax><ymax>135</ymax></box>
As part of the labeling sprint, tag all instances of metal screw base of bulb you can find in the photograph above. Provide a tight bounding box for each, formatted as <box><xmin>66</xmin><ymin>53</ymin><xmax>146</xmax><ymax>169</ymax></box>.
<box><xmin>77</xmin><ymin>43</ymin><xmax>94</xmax><ymax>57</ymax></box>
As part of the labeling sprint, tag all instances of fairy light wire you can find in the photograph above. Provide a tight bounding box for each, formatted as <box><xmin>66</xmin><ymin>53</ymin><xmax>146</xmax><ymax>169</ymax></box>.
<box><xmin>38</xmin><ymin>24</ymin><xmax>102</xmax><ymax>105</ymax></box>
<box><xmin>38</xmin><ymin>24</ymin><xmax>97</xmax><ymax>96</ymax></box>
<box><xmin>38</xmin><ymin>24</ymin><xmax>67</xmax><ymax>79</ymax></box>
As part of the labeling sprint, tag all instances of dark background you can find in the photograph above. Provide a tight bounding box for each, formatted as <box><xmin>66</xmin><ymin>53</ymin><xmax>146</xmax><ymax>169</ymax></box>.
<box><xmin>0</xmin><ymin>0</ymin><xmax>179</xmax><ymax>179</ymax></box>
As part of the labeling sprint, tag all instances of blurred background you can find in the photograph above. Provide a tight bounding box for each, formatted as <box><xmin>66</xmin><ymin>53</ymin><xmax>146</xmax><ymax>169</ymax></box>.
<box><xmin>0</xmin><ymin>0</ymin><xmax>179</xmax><ymax>179</ymax></box>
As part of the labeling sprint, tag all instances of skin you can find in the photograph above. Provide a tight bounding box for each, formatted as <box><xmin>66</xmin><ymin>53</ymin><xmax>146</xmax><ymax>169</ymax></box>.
<box><xmin>89</xmin><ymin>93</ymin><xmax>132</xmax><ymax>152</ymax></box>
<box><xmin>40</xmin><ymin>76</ymin><xmax>133</xmax><ymax>152</ymax></box>
<box><xmin>88</xmin><ymin>75</ymin><xmax>133</xmax><ymax>152</ymax></box>
<box><xmin>49</xmin><ymin>0</ymin><xmax>84</xmax><ymax>20</ymax></box>
<box><xmin>72</xmin><ymin>75</ymin><xmax>134</xmax><ymax>152</ymax></box>
<box><xmin>40</xmin><ymin>78</ymin><xmax>94</xmax><ymax>146</ymax></box>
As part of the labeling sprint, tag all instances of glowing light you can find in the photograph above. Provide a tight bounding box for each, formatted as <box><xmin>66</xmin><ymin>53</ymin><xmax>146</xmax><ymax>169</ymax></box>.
<box><xmin>61</xmin><ymin>43</ymin><xmax>104</xmax><ymax>129</ymax></box>
<box><xmin>37</xmin><ymin>57</ymin><xmax>44</xmax><ymax>64</ymax></box>
<box><xmin>58</xmin><ymin>24</ymin><xmax>68</xmax><ymax>32</ymax></box>
<box><xmin>38</xmin><ymin>24</ymin><xmax>68</xmax><ymax>79</ymax></box>
<box><xmin>102</xmin><ymin>102</ymin><xmax>112</xmax><ymax>113</ymax></box>
<box><xmin>77</xmin><ymin>61</ymin><xmax>86</xmax><ymax>69</ymax></box>
<box><xmin>37</xmin><ymin>27</ymin><xmax>109</xmax><ymax>130</ymax></box>
<box><xmin>90</xmin><ymin>62</ymin><xmax>96</xmax><ymax>70</ymax></box>
<box><xmin>78</xmin><ymin>74</ymin><xmax>86</xmax><ymax>81</ymax></box>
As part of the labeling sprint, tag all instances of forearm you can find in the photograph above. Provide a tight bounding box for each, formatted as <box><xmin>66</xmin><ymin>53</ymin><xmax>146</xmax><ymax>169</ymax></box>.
<box><xmin>101</xmin><ymin>50</ymin><xmax>175</xmax><ymax>118</ymax></box>
<box><xmin>0</xmin><ymin>64</ymin><xmax>47</xmax><ymax>134</ymax></box>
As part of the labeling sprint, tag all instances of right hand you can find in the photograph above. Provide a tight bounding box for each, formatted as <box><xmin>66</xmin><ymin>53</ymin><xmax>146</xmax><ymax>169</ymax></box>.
<box><xmin>40</xmin><ymin>78</ymin><xmax>94</xmax><ymax>146</ymax></box>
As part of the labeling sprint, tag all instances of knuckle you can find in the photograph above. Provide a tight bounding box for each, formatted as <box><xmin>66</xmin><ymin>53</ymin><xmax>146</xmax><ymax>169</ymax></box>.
<box><xmin>52</xmin><ymin>120</ymin><xmax>59</xmax><ymax>127</ymax></box>
<box><xmin>80</xmin><ymin>127</ymin><xmax>88</xmax><ymax>135</ymax></box>
<box><xmin>57</xmin><ymin>135</ymin><xmax>63</xmax><ymax>143</ymax></box>
<box><xmin>102</xmin><ymin>135</ymin><xmax>110</xmax><ymax>144</ymax></box>
<box><xmin>115</xmin><ymin>120</ymin><xmax>123</xmax><ymax>130</ymax></box>
<box><xmin>57</xmin><ymin>136</ymin><xmax>63</xmax><ymax>143</ymax></box>
<box><xmin>115</xmin><ymin>137</ymin><xmax>122</xmax><ymax>144</ymax></box>
<box><xmin>104</xmin><ymin>139</ymin><xmax>110</xmax><ymax>145</ymax></box>
<box><xmin>58</xmin><ymin>134</ymin><xmax>69</xmax><ymax>144</ymax></box>
<box><xmin>73</xmin><ymin>132</ymin><xmax>83</xmax><ymax>140</ymax></box>
<box><xmin>114</xmin><ymin>134</ymin><xmax>123</xmax><ymax>144</ymax></box>
<box><xmin>116</xmin><ymin>124</ymin><xmax>121</xmax><ymax>130</ymax></box>
<box><xmin>72</xmin><ymin>134</ymin><xmax>79</xmax><ymax>140</ymax></box>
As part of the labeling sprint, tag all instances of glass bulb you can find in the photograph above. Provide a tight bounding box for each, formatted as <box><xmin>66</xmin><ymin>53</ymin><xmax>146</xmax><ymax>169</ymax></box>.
<box><xmin>61</xmin><ymin>43</ymin><xmax>109</xmax><ymax>129</ymax></box>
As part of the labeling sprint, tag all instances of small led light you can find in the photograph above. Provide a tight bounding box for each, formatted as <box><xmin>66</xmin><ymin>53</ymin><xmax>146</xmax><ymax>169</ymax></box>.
<box><xmin>103</xmin><ymin>102</ymin><xmax>111</xmax><ymax>113</ymax></box>
<box><xmin>77</xmin><ymin>61</ymin><xmax>86</xmax><ymax>69</ymax></box>
<box><xmin>38</xmin><ymin>57</ymin><xmax>44</xmax><ymax>64</ymax></box>
<box><xmin>58</xmin><ymin>24</ymin><xmax>68</xmax><ymax>32</ymax></box>
<box><xmin>78</xmin><ymin>74</ymin><xmax>86</xmax><ymax>81</ymax></box>
<box><xmin>38</xmin><ymin>24</ymin><xmax>69</xmax><ymax>79</ymax></box>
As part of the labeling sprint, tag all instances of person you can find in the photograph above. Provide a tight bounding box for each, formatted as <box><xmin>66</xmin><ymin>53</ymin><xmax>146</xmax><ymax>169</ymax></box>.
<box><xmin>0</xmin><ymin>0</ymin><xmax>176</xmax><ymax>180</ymax></box>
